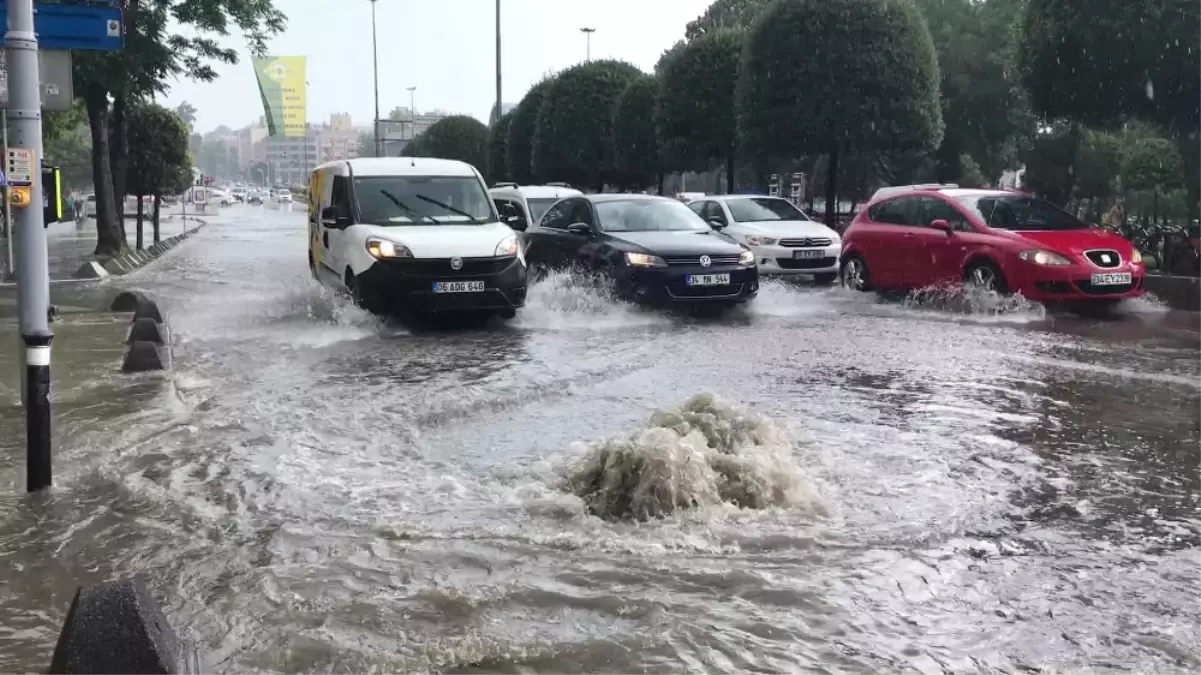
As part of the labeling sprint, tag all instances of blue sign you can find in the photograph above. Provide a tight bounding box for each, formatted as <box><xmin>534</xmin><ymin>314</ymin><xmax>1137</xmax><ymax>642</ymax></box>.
<box><xmin>0</xmin><ymin>1</ymin><xmax>124</xmax><ymax>51</ymax></box>
<box><xmin>0</xmin><ymin>169</ymin><xmax>6</xmax><ymax>186</ymax></box>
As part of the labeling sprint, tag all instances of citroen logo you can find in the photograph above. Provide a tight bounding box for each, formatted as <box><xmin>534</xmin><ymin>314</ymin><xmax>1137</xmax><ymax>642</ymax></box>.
<box><xmin>450</xmin><ymin>257</ymin><xmax>463</xmax><ymax>270</ymax></box>
<box><xmin>699</xmin><ymin>255</ymin><xmax>711</xmax><ymax>267</ymax></box>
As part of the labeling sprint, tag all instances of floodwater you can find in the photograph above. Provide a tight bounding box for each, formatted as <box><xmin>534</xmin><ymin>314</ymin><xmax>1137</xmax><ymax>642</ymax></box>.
<box><xmin>0</xmin><ymin>206</ymin><xmax>1198</xmax><ymax>674</ymax></box>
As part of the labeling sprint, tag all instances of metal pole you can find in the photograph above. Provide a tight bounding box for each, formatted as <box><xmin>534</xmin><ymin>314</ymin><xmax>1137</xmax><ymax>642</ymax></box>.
<box><xmin>6</xmin><ymin>0</ymin><xmax>52</xmax><ymax>492</ymax></box>
<box><xmin>407</xmin><ymin>86</ymin><xmax>416</xmax><ymax>141</ymax></box>
<box><xmin>495</xmin><ymin>0</ymin><xmax>502</xmax><ymax>125</ymax></box>
<box><xmin>370</xmin><ymin>0</ymin><xmax>381</xmax><ymax>157</ymax></box>
<box><xmin>580</xmin><ymin>27</ymin><xmax>596</xmax><ymax>62</ymax></box>
<box><xmin>3</xmin><ymin>109</ymin><xmax>12</xmax><ymax>281</ymax></box>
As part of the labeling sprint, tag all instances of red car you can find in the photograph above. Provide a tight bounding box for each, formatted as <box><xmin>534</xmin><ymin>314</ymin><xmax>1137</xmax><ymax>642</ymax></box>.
<box><xmin>839</xmin><ymin>187</ymin><xmax>1145</xmax><ymax>306</ymax></box>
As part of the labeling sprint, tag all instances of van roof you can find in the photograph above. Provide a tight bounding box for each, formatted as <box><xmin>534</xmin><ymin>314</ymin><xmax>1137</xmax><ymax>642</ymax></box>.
<box><xmin>489</xmin><ymin>184</ymin><xmax>582</xmax><ymax>198</ymax></box>
<box><xmin>319</xmin><ymin>157</ymin><xmax>481</xmax><ymax>178</ymax></box>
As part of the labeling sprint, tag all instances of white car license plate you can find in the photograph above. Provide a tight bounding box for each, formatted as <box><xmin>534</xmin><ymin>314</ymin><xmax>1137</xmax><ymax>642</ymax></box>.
<box><xmin>433</xmin><ymin>280</ymin><xmax>485</xmax><ymax>293</ymax></box>
<box><xmin>1090</xmin><ymin>272</ymin><xmax>1132</xmax><ymax>286</ymax></box>
<box><xmin>793</xmin><ymin>249</ymin><xmax>824</xmax><ymax>259</ymax></box>
<box><xmin>686</xmin><ymin>273</ymin><xmax>731</xmax><ymax>286</ymax></box>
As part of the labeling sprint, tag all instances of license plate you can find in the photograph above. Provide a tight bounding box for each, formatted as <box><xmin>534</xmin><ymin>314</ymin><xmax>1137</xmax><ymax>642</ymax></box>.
<box><xmin>793</xmin><ymin>249</ymin><xmax>824</xmax><ymax>259</ymax></box>
<box><xmin>1090</xmin><ymin>272</ymin><xmax>1132</xmax><ymax>286</ymax></box>
<box><xmin>686</xmin><ymin>273</ymin><xmax>731</xmax><ymax>286</ymax></box>
<box><xmin>432</xmin><ymin>280</ymin><xmax>485</xmax><ymax>293</ymax></box>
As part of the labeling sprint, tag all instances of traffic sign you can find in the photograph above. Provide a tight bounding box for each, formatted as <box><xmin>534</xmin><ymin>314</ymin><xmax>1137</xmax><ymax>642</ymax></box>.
<box><xmin>6</xmin><ymin>147</ymin><xmax>34</xmax><ymax>186</ymax></box>
<box><xmin>0</xmin><ymin>1</ymin><xmax>124</xmax><ymax>51</ymax></box>
<box><xmin>0</xmin><ymin>49</ymin><xmax>74</xmax><ymax>111</ymax></box>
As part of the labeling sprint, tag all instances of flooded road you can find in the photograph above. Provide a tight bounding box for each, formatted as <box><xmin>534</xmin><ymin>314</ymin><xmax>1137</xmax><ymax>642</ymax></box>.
<box><xmin>1</xmin><ymin>206</ymin><xmax>1198</xmax><ymax>674</ymax></box>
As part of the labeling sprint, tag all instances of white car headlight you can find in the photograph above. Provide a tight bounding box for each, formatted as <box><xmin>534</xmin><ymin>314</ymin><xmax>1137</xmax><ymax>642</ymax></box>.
<box><xmin>495</xmin><ymin>234</ymin><xmax>520</xmax><ymax>257</ymax></box>
<box><xmin>365</xmin><ymin>237</ymin><xmax>413</xmax><ymax>260</ymax></box>
<box><xmin>1017</xmin><ymin>249</ymin><xmax>1072</xmax><ymax>266</ymax></box>
<box><xmin>745</xmin><ymin>235</ymin><xmax>777</xmax><ymax>246</ymax></box>
<box><xmin>625</xmin><ymin>252</ymin><xmax>667</xmax><ymax>268</ymax></box>
<box><xmin>738</xmin><ymin>249</ymin><xmax>755</xmax><ymax>266</ymax></box>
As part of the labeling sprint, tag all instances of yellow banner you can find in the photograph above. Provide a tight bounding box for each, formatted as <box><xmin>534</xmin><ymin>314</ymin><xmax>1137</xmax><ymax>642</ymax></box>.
<box><xmin>252</xmin><ymin>55</ymin><xmax>307</xmax><ymax>137</ymax></box>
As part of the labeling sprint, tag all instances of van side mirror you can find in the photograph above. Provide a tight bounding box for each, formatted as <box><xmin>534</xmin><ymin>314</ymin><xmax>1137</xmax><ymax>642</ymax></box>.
<box><xmin>321</xmin><ymin>205</ymin><xmax>349</xmax><ymax>228</ymax></box>
<box><xmin>707</xmin><ymin>218</ymin><xmax>725</xmax><ymax>229</ymax></box>
<box><xmin>930</xmin><ymin>219</ymin><xmax>951</xmax><ymax>233</ymax></box>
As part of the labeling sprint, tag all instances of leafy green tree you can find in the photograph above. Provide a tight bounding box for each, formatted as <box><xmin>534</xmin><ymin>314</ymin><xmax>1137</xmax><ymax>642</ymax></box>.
<box><xmin>611</xmin><ymin>75</ymin><xmax>662</xmax><ymax>190</ymax></box>
<box><xmin>685</xmin><ymin>0</ymin><xmax>772</xmax><ymax>39</ymax></box>
<box><xmin>37</xmin><ymin>102</ymin><xmax>92</xmax><ymax>193</ymax></box>
<box><xmin>656</xmin><ymin>28</ymin><xmax>742</xmax><ymax>191</ymax></box>
<box><xmin>737</xmin><ymin>0</ymin><xmax>943</xmax><ymax>221</ymax></box>
<box><xmin>1021</xmin><ymin>123</ymin><xmax>1080</xmax><ymax>207</ymax></box>
<box><xmin>1073</xmin><ymin>129</ymin><xmax>1123</xmax><ymax>218</ymax></box>
<box><xmin>532</xmin><ymin>59</ymin><xmax>643</xmax><ymax>190</ymax></box>
<box><xmin>506</xmin><ymin>77</ymin><xmax>555</xmax><ymax>184</ymax></box>
<box><xmin>1123</xmin><ymin>136</ymin><xmax>1184</xmax><ymax>194</ymax></box>
<box><xmin>487</xmin><ymin>113</ymin><xmax>513</xmax><ymax>185</ymax></box>
<box><xmin>399</xmin><ymin>115</ymin><xmax>489</xmax><ymax>176</ymax></box>
<box><xmin>175</xmin><ymin>101</ymin><xmax>197</xmax><ymax>131</ymax></box>
<box><xmin>956</xmin><ymin>154</ymin><xmax>987</xmax><ymax>188</ymax></box>
<box><xmin>126</xmin><ymin>103</ymin><xmax>190</xmax><ymax>248</ymax></box>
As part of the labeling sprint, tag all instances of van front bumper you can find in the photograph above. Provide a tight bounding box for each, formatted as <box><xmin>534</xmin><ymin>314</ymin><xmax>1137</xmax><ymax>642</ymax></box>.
<box><xmin>356</xmin><ymin>254</ymin><xmax>528</xmax><ymax>313</ymax></box>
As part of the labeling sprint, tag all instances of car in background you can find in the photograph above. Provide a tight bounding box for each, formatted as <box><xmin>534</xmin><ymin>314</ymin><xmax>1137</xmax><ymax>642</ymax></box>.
<box><xmin>839</xmin><ymin>185</ymin><xmax>1145</xmax><ymax>308</ymax></box>
<box><xmin>489</xmin><ymin>182</ymin><xmax>582</xmax><ymax>232</ymax></box>
<box><xmin>524</xmin><ymin>193</ymin><xmax>758</xmax><ymax>309</ymax></box>
<box><xmin>273</xmin><ymin>189</ymin><xmax>293</xmax><ymax>204</ymax></box>
<box><xmin>687</xmin><ymin>195</ymin><xmax>841</xmax><ymax>285</ymax></box>
<box><xmin>82</xmin><ymin>194</ymin><xmax>97</xmax><ymax>219</ymax></box>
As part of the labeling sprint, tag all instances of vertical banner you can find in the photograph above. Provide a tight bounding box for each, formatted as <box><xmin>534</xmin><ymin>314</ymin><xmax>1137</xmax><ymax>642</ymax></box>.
<box><xmin>252</xmin><ymin>55</ymin><xmax>307</xmax><ymax>137</ymax></box>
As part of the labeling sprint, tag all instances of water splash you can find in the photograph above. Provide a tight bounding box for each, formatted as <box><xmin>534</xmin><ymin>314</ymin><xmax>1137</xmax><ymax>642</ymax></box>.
<box><xmin>516</xmin><ymin>270</ymin><xmax>668</xmax><ymax>331</ymax></box>
<box><xmin>901</xmin><ymin>282</ymin><xmax>1047</xmax><ymax>322</ymax></box>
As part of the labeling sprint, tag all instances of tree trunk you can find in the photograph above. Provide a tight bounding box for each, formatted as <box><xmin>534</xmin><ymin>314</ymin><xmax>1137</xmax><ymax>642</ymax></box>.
<box><xmin>85</xmin><ymin>85</ymin><xmax>122</xmax><ymax>257</ymax></box>
<box><xmin>725</xmin><ymin>154</ymin><xmax>735</xmax><ymax>194</ymax></box>
<box><xmin>152</xmin><ymin>194</ymin><xmax>161</xmax><ymax>244</ymax></box>
<box><xmin>656</xmin><ymin>169</ymin><xmax>665</xmax><ymax>196</ymax></box>
<box><xmin>110</xmin><ymin>94</ymin><xmax>129</xmax><ymax>240</ymax></box>
<box><xmin>135</xmin><ymin>195</ymin><xmax>144</xmax><ymax>250</ymax></box>
<box><xmin>824</xmin><ymin>145</ymin><xmax>839</xmax><ymax>227</ymax></box>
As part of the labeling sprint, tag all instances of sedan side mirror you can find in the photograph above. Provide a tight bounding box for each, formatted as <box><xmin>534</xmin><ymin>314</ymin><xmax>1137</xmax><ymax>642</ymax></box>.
<box><xmin>321</xmin><ymin>205</ymin><xmax>350</xmax><ymax>229</ymax></box>
<box><xmin>566</xmin><ymin>222</ymin><xmax>592</xmax><ymax>235</ymax></box>
<box><xmin>930</xmin><ymin>219</ymin><xmax>951</xmax><ymax>233</ymax></box>
<box><xmin>707</xmin><ymin>218</ymin><xmax>726</xmax><ymax>229</ymax></box>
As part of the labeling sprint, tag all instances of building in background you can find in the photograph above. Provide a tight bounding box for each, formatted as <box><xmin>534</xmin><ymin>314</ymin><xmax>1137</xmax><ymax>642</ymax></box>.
<box><xmin>378</xmin><ymin>108</ymin><xmax>454</xmax><ymax>157</ymax></box>
<box><xmin>256</xmin><ymin>113</ymin><xmax>361</xmax><ymax>186</ymax></box>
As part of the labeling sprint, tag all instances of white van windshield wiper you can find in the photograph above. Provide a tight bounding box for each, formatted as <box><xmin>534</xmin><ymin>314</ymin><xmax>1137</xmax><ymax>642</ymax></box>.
<box><xmin>378</xmin><ymin>189</ymin><xmax>438</xmax><ymax>224</ymax></box>
<box><xmin>415</xmin><ymin>193</ymin><xmax>484</xmax><ymax>224</ymax></box>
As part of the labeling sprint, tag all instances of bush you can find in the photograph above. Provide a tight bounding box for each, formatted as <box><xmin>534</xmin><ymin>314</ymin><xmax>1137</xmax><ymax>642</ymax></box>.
<box><xmin>506</xmin><ymin>77</ymin><xmax>555</xmax><ymax>184</ymax></box>
<box><xmin>656</xmin><ymin>28</ymin><xmax>743</xmax><ymax>178</ymax></box>
<box><xmin>533</xmin><ymin>59</ymin><xmax>643</xmax><ymax>190</ymax></box>
<box><xmin>487</xmin><ymin>112</ymin><xmax>513</xmax><ymax>184</ymax></box>
<box><xmin>611</xmin><ymin>75</ymin><xmax>662</xmax><ymax>189</ymax></box>
<box><xmin>400</xmin><ymin>115</ymin><xmax>489</xmax><ymax>175</ymax></box>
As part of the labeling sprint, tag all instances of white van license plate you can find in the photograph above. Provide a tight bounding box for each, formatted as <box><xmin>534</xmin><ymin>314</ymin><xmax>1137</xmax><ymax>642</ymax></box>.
<box><xmin>1090</xmin><ymin>272</ymin><xmax>1131</xmax><ymax>286</ymax></box>
<box><xmin>686</xmin><ymin>274</ymin><xmax>731</xmax><ymax>286</ymax></box>
<box><xmin>793</xmin><ymin>250</ymin><xmax>824</xmax><ymax>259</ymax></box>
<box><xmin>433</xmin><ymin>280</ymin><xmax>485</xmax><ymax>293</ymax></box>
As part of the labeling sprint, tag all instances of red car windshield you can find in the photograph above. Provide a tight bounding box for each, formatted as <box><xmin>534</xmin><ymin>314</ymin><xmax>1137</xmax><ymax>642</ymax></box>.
<box><xmin>953</xmin><ymin>194</ymin><xmax>1090</xmax><ymax>232</ymax></box>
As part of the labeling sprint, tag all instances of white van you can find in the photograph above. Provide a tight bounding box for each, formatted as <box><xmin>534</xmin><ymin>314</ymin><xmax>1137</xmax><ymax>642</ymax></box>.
<box><xmin>308</xmin><ymin>157</ymin><xmax>527</xmax><ymax>318</ymax></box>
<box><xmin>488</xmin><ymin>182</ymin><xmax>582</xmax><ymax>230</ymax></box>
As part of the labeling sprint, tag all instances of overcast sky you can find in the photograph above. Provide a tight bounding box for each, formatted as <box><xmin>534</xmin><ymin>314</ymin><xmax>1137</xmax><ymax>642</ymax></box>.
<box><xmin>157</xmin><ymin>0</ymin><xmax>710</xmax><ymax>133</ymax></box>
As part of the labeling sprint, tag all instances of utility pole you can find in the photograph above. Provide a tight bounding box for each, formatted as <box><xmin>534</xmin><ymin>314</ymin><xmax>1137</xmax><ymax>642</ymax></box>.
<box><xmin>580</xmin><ymin>27</ymin><xmax>595</xmax><ymax>62</ymax></box>
<box><xmin>5</xmin><ymin>0</ymin><xmax>52</xmax><ymax>492</ymax></box>
<box><xmin>407</xmin><ymin>86</ymin><xmax>416</xmax><ymax>140</ymax></box>
<box><xmin>370</xmin><ymin>0</ymin><xmax>381</xmax><ymax>157</ymax></box>
<box><xmin>494</xmin><ymin>0</ymin><xmax>502</xmax><ymax>126</ymax></box>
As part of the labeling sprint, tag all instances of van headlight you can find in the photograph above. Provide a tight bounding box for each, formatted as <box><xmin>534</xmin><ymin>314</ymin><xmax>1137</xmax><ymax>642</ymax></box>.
<box><xmin>495</xmin><ymin>234</ymin><xmax>519</xmax><ymax>257</ymax></box>
<box><xmin>738</xmin><ymin>249</ymin><xmax>755</xmax><ymax>266</ymax></box>
<box><xmin>366</xmin><ymin>237</ymin><xmax>413</xmax><ymax>260</ymax></box>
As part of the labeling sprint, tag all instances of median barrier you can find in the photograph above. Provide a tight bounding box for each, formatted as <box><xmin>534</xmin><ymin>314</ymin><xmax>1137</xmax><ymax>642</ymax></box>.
<box><xmin>108</xmin><ymin>291</ymin><xmax>172</xmax><ymax>373</ymax></box>
<box><xmin>48</xmin><ymin>578</ymin><xmax>199</xmax><ymax>674</ymax></box>
<box><xmin>79</xmin><ymin>222</ymin><xmax>207</xmax><ymax>279</ymax></box>
<box><xmin>1144</xmin><ymin>274</ymin><xmax>1201</xmax><ymax>311</ymax></box>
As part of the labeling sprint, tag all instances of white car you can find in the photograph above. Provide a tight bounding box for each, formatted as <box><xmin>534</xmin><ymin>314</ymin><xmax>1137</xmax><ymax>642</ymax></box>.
<box><xmin>688</xmin><ymin>195</ymin><xmax>842</xmax><ymax>284</ymax></box>
<box><xmin>488</xmin><ymin>182</ymin><xmax>582</xmax><ymax>232</ymax></box>
<box><xmin>308</xmin><ymin>157</ymin><xmax>527</xmax><ymax>319</ymax></box>
<box><xmin>274</xmin><ymin>189</ymin><xmax>293</xmax><ymax>204</ymax></box>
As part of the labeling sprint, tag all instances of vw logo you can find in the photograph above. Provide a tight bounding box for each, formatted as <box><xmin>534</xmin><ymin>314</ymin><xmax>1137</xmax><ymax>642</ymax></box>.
<box><xmin>450</xmin><ymin>257</ymin><xmax>463</xmax><ymax>270</ymax></box>
<box><xmin>699</xmin><ymin>255</ymin><xmax>711</xmax><ymax>268</ymax></box>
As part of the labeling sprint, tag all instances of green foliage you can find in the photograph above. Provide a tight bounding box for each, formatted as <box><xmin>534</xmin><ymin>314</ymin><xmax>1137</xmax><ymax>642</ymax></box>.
<box><xmin>532</xmin><ymin>59</ymin><xmax>643</xmax><ymax>188</ymax></box>
<box><xmin>956</xmin><ymin>154</ymin><xmax>987</xmax><ymax>188</ymax></box>
<box><xmin>737</xmin><ymin>0</ymin><xmax>944</xmax><ymax>159</ymax></box>
<box><xmin>401</xmin><ymin>115</ymin><xmax>489</xmax><ymax>175</ymax></box>
<box><xmin>1021</xmin><ymin>124</ymin><xmax>1080</xmax><ymax>206</ymax></box>
<box><xmin>126</xmin><ymin>103</ymin><xmax>191</xmax><ymax>196</ymax></box>
<box><xmin>686</xmin><ymin>0</ymin><xmax>772</xmax><ymax>39</ymax></box>
<box><xmin>1122</xmin><ymin>136</ymin><xmax>1184</xmax><ymax>193</ymax></box>
<box><xmin>1074</xmin><ymin>129</ymin><xmax>1123</xmax><ymax>202</ymax></box>
<box><xmin>39</xmin><ymin>102</ymin><xmax>92</xmax><ymax>192</ymax></box>
<box><xmin>657</xmin><ymin>28</ymin><xmax>743</xmax><ymax>171</ymax></box>
<box><xmin>506</xmin><ymin>77</ymin><xmax>555</xmax><ymax>184</ymax></box>
<box><xmin>487</xmin><ymin>113</ymin><xmax>513</xmax><ymax>185</ymax></box>
<box><xmin>611</xmin><ymin>75</ymin><xmax>661</xmax><ymax>188</ymax></box>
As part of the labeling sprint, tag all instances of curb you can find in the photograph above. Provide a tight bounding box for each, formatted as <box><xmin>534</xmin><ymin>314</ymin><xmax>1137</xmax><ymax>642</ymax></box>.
<box><xmin>1144</xmin><ymin>274</ymin><xmax>1201</xmax><ymax>312</ymax></box>
<box><xmin>74</xmin><ymin>223</ymin><xmax>207</xmax><ymax>280</ymax></box>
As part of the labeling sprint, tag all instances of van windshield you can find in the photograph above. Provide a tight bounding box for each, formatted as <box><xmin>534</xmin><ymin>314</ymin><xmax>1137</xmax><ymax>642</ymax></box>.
<box><xmin>354</xmin><ymin>176</ymin><xmax>496</xmax><ymax>225</ymax></box>
<box><xmin>525</xmin><ymin>197</ymin><xmax>559</xmax><ymax>223</ymax></box>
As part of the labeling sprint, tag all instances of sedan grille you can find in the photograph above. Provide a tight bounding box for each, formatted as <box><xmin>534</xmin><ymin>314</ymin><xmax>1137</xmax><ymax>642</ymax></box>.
<box><xmin>1084</xmin><ymin>249</ymin><xmax>1122</xmax><ymax>268</ymax></box>
<box><xmin>779</xmin><ymin>237</ymin><xmax>832</xmax><ymax>248</ymax></box>
<box><xmin>664</xmin><ymin>254</ymin><xmax>743</xmax><ymax>266</ymax></box>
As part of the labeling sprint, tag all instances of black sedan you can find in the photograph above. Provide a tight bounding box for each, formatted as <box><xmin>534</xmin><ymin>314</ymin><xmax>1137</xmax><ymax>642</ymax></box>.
<box><xmin>524</xmin><ymin>194</ymin><xmax>759</xmax><ymax>307</ymax></box>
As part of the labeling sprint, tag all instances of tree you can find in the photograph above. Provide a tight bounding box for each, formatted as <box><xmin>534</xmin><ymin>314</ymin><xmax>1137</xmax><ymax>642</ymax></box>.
<box><xmin>685</xmin><ymin>0</ymin><xmax>772</xmax><ymax>39</ymax></box>
<box><xmin>656</xmin><ymin>28</ymin><xmax>743</xmax><ymax>191</ymax></box>
<box><xmin>399</xmin><ymin>115</ymin><xmax>489</xmax><ymax>175</ymax></box>
<box><xmin>126</xmin><ymin>103</ymin><xmax>190</xmax><ymax>248</ymax></box>
<box><xmin>737</xmin><ymin>0</ymin><xmax>943</xmax><ymax>221</ymax></box>
<box><xmin>611</xmin><ymin>75</ymin><xmax>662</xmax><ymax>190</ymax></box>
<box><xmin>506</xmin><ymin>76</ymin><xmax>555</xmax><ymax>184</ymax></box>
<box><xmin>956</xmin><ymin>154</ymin><xmax>987</xmax><ymax>188</ymax></box>
<box><xmin>533</xmin><ymin>59</ymin><xmax>643</xmax><ymax>190</ymax></box>
<box><xmin>175</xmin><ymin>101</ymin><xmax>197</xmax><ymax>131</ymax></box>
<box><xmin>487</xmin><ymin>113</ymin><xmax>513</xmax><ymax>185</ymax></box>
<box><xmin>37</xmin><ymin>102</ymin><xmax>92</xmax><ymax>193</ymax></box>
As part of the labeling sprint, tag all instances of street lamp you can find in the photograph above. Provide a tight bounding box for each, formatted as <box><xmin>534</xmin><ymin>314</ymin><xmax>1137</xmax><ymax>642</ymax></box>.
<box><xmin>495</xmin><ymin>0</ymin><xmax>502</xmax><ymax>126</ymax></box>
<box><xmin>580</xmin><ymin>27</ymin><xmax>596</xmax><ymax>61</ymax></box>
<box><xmin>370</xmin><ymin>0</ymin><xmax>381</xmax><ymax>157</ymax></box>
<box><xmin>407</xmin><ymin>86</ymin><xmax>417</xmax><ymax>139</ymax></box>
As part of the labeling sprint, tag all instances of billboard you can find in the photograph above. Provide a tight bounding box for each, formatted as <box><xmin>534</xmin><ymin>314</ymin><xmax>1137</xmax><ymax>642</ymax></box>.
<box><xmin>252</xmin><ymin>55</ymin><xmax>306</xmax><ymax>137</ymax></box>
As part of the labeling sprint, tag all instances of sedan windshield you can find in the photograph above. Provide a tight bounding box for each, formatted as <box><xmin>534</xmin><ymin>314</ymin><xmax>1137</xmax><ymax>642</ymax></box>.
<box><xmin>954</xmin><ymin>194</ymin><xmax>1089</xmax><ymax>231</ymax></box>
<box><xmin>727</xmin><ymin>197</ymin><xmax>811</xmax><ymax>222</ymax></box>
<box><xmin>354</xmin><ymin>176</ymin><xmax>495</xmax><ymax>225</ymax></box>
<box><xmin>595</xmin><ymin>199</ymin><xmax>711</xmax><ymax>233</ymax></box>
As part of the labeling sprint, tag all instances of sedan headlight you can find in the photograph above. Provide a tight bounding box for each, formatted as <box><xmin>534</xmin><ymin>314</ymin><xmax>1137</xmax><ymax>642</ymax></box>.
<box><xmin>495</xmin><ymin>234</ymin><xmax>519</xmax><ymax>257</ymax></box>
<box><xmin>365</xmin><ymin>237</ymin><xmax>413</xmax><ymax>260</ymax></box>
<box><xmin>738</xmin><ymin>249</ymin><xmax>755</xmax><ymax>266</ymax></box>
<box><xmin>1130</xmin><ymin>249</ymin><xmax>1143</xmax><ymax>264</ymax></box>
<box><xmin>1017</xmin><ymin>249</ymin><xmax>1072</xmax><ymax>266</ymax></box>
<box><xmin>625</xmin><ymin>252</ymin><xmax>667</xmax><ymax>268</ymax></box>
<box><xmin>745</xmin><ymin>235</ymin><xmax>777</xmax><ymax>246</ymax></box>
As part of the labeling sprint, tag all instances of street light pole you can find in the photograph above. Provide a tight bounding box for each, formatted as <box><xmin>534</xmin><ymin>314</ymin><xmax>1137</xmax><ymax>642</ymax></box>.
<box><xmin>5</xmin><ymin>0</ymin><xmax>53</xmax><ymax>491</ymax></box>
<box><xmin>495</xmin><ymin>0</ymin><xmax>502</xmax><ymax>125</ymax></box>
<box><xmin>407</xmin><ymin>86</ymin><xmax>416</xmax><ymax>140</ymax></box>
<box><xmin>370</xmin><ymin>0</ymin><xmax>381</xmax><ymax>157</ymax></box>
<box><xmin>580</xmin><ymin>27</ymin><xmax>595</xmax><ymax>61</ymax></box>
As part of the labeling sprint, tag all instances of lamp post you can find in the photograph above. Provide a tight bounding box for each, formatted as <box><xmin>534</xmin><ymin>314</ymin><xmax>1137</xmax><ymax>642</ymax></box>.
<box><xmin>494</xmin><ymin>0</ymin><xmax>502</xmax><ymax>125</ymax></box>
<box><xmin>580</xmin><ymin>27</ymin><xmax>595</xmax><ymax>61</ymax></box>
<box><xmin>407</xmin><ymin>86</ymin><xmax>417</xmax><ymax>140</ymax></box>
<box><xmin>370</xmin><ymin>0</ymin><xmax>381</xmax><ymax>157</ymax></box>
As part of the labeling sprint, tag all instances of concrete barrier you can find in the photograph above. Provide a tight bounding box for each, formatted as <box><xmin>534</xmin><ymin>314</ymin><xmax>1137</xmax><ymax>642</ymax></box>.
<box><xmin>48</xmin><ymin>578</ymin><xmax>199</xmax><ymax>674</ymax></box>
<box><xmin>84</xmin><ymin>223</ymin><xmax>206</xmax><ymax>279</ymax></box>
<box><xmin>1144</xmin><ymin>274</ymin><xmax>1201</xmax><ymax>312</ymax></box>
<box><xmin>107</xmin><ymin>292</ymin><xmax>173</xmax><ymax>373</ymax></box>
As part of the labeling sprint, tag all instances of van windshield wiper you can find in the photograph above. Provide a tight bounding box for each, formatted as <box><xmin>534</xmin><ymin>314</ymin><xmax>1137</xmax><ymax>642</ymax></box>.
<box><xmin>414</xmin><ymin>193</ymin><xmax>483</xmax><ymax>223</ymax></box>
<box><xmin>378</xmin><ymin>189</ymin><xmax>438</xmax><ymax>224</ymax></box>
